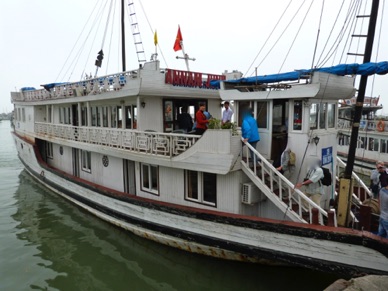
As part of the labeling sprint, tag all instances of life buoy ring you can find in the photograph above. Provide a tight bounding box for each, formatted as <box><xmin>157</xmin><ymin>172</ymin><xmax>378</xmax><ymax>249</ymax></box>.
<box><xmin>377</xmin><ymin>120</ymin><xmax>385</xmax><ymax>132</ymax></box>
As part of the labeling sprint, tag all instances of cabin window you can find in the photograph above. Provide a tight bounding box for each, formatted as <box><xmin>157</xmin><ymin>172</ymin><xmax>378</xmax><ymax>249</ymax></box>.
<box><xmin>164</xmin><ymin>101</ymin><xmax>174</xmax><ymax>132</ymax></box>
<box><xmin>310</xmin><ymin>102</ymin><xmax>336</xmax><ymax>130</ymax></box>
<box><xmin>15</xmin><ymin>109</ymin><xmax>18</xmax><ymax>121</ymax></box>
<box><xmin>66</xmin><ymin>107</ymin><xmax>71</xmax><ymax>124</ymax></box>
<box><xmin>328</xmin><ymin>104</ymin><xmax>335</xmax><ymax>128</ymax></box>
<box><xmin>22</xmin><ymin>108</ymin><xmax>26</xmax><ymax>122</ymax></box>
<box><xmin>47</xmin><ymin>106</ymin><xmax>52</xmax><ymax>123</ymax></box>
<box><xmin>81</xmin><ymin>106</ymin><xmax>88</xmax><ymax>126</ymax></box>
<box><xmin>91</xmin><ymin>107</ymin><xmax>101</xmax><ymax>127</ymax></box>
<box><xmin>256</xmin><ymin>102</ymin><xmax>268</xmax><ymax>129</ymax></box>
<box><xmin>111</xmin><ymin>106</ymin><xmax>117</xmax><ymax>128</ymax></box>
<box><xmin>117</xmin><ymin>106</ymin><xmax>123</xmax><ymax>128</ymax></box>
<box><xmin>368</xmin><ymin>137</ymin><xmax>379</xmax><ymax>151</ymax></box>
<box><xmin>141</xmin><ymin>164</ymin><xmax>159</xmax><ymax>195</ymax></box>
<box><xmin>81</xmin><ymin>150</ymin><xmax>92</xmax><ymax>173</ymax></box>
<box><xmin>309</xmin><ymin>103</ymin><xmax>318</xmax><ymax>130</ymax></box>
<box><xmin>185</xmin><ymin>171</ymin><xmax>216</xmax><ymax>206</ymax></box>
<box><xmin>46</xmin><ymin>142</ymin><xmax>53</xmax><ymax>159</ymax></box>
<box><xmin>125</xmin><ymin>105</ymin><xmax>137</xmax><ymax>129</ymax></box>
<box><xmin>319</xmin><ymin>103</ymin><xmax>326</xmax><ymax>129</ymax></box>
<box><xmin>293</xmin><ymin>100</ymin><xmax>303</xmax><ymax>130</ymax></box>
<box><xmin>358</xmin><ymin>136</ymin><xmax>366</xmax><ymax>149</ymax></box>
<box><xmin>59</xmin><ymin>107</ymin><xmax>71</xmax><ymax>124</ymax></box>
<box><xmin>59</xmin><ymin>108</ymin><xmax>63</xmax><ymax>123</ymax></box>
<box><xmin>381</xmin><ymin>139</ymin><xmax>388</xmax><ymax>154</ymax></box>
<box><xmin>339</xmin><ymin>134</ymin><xmax>350</xmax><ymax>146</ymax></box>
<box><xmin>102</xmin><ymin>106</ymin><xmax>109</xmax><ymax>127</ymax></box>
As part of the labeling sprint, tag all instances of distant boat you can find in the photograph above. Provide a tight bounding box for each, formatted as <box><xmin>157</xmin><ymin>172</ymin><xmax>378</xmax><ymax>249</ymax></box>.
<box><xmin>10</xmin><ymin>0</ymin><xmax>388</xmax><ymax>277</ymax></box>
<box><xmin>338</xmin><ymin>96</ymin><xmax>387</xmax><ymax>175</ymax></box>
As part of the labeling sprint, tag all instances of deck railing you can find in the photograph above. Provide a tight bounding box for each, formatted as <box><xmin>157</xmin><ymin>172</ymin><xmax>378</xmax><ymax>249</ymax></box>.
<box><xmin>339</xmin><ymin>118</ymin><xmax>388</xmax><ymax>133</ymax></box>
<box><xmin>336</xmin><ymin>157</ymin><xmax>372</xmax><ymax>201</ymax></box>
<box><xmin>20</xmin><ymin>70</ymin><xmax>139</xmax><ymax>101</ymax></box>
<box><xmin>34</xmin><ymin>122</ymin><xmax>200</xmax><ymax>157</ymax></box>
<box><xmin>241</xmin><ymin>140</ymin><xmax>334</xmax><ymax>226</ymax></box>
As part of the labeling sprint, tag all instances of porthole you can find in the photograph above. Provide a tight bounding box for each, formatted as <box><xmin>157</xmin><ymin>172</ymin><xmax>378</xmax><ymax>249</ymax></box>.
<box><xmin>102</xmin><ymin>155</ymin><xmax>109</xmax><ymax>167</ymax></box>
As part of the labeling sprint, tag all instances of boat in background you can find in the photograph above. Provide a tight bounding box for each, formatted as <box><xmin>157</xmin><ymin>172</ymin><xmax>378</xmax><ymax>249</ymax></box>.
<box><xmin>10</xmin><ymin>0</ymin><xmax>388</xmax><ymax>277</ymax></box>
<box><xmin>338</xmin><ymin>96</ymin><xmax>388</xmax><ymax>176</ymax></box>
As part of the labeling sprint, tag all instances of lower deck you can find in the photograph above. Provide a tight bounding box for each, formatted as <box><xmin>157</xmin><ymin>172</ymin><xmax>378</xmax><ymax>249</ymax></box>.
<box><xmin>16</xmin><ymin>134</ymin><xmax>290</xmax><ymax>222</ymax></box>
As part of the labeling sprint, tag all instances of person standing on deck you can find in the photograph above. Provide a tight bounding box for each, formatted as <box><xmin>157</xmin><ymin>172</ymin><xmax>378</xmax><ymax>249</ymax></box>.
<box><xmin>370</xmin><ymin>161</ymin><xmax>383</xmax><ymax>199</ymax></box>
<box><xmin>378</xmin><ymin>162</ymin><xmax>388</xmax><ymax>189</ymax></box>
<box><xmin>177</xmin><ymin>106</ymin><xmax>193</xmax><ymax>133</ymax></box>
<box><xmin>241</xmin><ymin>109</ymin><xmax>260</xmax><ymax>164</ymax></box>
<box><xmin>195</xmin><ymin>103</ymin><xmax>209</xmax><ymax>135</ymax></box>
<box><xmin>222</xmin><ymin>101</ymin><xmax>233</xmax><ymax>125</ymax></box>
<box><xmin>276</xmin><ymin>145</ymin><xmax>295</xmax><ymax>179</ymax></box>
<box><xmin>378</xmin><ymin>175</ymin><xmax>388</xmax><ymax>239</ymax></box>
<box><xmin>295</xmin><ymin>157</ymin><xmax>324</xmax><ymax>208</ymax></box>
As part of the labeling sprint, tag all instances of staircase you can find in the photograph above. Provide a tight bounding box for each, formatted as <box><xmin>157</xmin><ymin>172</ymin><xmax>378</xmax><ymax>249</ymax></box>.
<box><xmin>240</xmin><ymin>140</ymin><xmax>376</xmax><ymax>227</ymax></box>
<box><xmin>241</xmin><ymin>140</ymin><xmax>333</xmax><ymax>226</ymax></box>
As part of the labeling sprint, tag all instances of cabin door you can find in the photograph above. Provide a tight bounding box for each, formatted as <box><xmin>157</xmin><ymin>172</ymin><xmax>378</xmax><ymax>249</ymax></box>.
<box><xmin>123</xmin><ymin>160</ymin><xmax>136</xmax><ymax>194</ymax></box>
<box><xmin>271</xmin><ymin>100</ymin><xmax>289</xmax><ymax>166</ymax></box>
<box><xmin>72</xmin><ymin>148</ymin><xmax>80</xmax><ymax>178</ymax></box>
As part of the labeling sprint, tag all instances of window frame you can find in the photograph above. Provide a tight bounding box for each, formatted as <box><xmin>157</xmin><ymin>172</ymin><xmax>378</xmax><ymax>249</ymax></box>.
<box><xmin>46</xmin><ymin>142</ymin><xmax>53</xmax><ymax>159</ymax></box>
<box><xmin>81</xmin><ymin>150</ymin><xmax>92</xmax><ymax>173</ymax></box>
<box><xmin>140</xmin><ymin>163</ymin><xmax>159</xmax><ymax>195</ymax></box>
<box><xmin>185</xmin><ymin>170</ymin><xmax>217</xmax><ymax>207</ymax></box>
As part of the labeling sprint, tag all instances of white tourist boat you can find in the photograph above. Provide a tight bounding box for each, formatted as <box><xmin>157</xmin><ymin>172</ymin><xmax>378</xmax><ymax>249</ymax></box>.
<box><xmin>10</xmin><ymin>0</ymin><xmax>388</xmax><ymax>276</ymax></box>
<box><xmin>338</xmin><ymin>96</ymin><xmax>388</xmax><ymax>176</ymax></box>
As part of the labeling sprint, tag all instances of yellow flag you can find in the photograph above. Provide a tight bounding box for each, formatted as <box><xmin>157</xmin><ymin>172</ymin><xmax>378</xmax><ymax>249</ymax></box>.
<box><xmin>154</xmin><ymin>30</ymin><xmax>158</xmax><ymax>46</ymax></box>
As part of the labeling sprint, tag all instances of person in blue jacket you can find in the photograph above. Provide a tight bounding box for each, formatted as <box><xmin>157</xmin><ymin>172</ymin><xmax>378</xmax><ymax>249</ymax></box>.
<box><xmin>241</xmin><ymin>109</ymin><xmax>260</xmax><ymax>163</ymax></box>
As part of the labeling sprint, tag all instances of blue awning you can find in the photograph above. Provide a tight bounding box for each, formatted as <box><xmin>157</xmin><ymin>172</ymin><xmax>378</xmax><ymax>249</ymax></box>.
<box><xmin>210</xmin><ymin>61</ymin><xmax>388</xmax><ymax>87</ymax></box>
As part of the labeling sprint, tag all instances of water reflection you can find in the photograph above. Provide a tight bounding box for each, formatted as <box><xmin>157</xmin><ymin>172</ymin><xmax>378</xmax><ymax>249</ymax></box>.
<box><xmin>11</xmin><ymin>170</ymin><xmax>340</xmax><ymax>290</ymax></box>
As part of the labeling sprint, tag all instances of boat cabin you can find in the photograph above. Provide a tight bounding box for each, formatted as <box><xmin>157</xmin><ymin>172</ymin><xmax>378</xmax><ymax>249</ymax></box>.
<box><xmin>11</xmin><ymin>60</ymin><xmax>356</xmax><ymax>223</ymax></box>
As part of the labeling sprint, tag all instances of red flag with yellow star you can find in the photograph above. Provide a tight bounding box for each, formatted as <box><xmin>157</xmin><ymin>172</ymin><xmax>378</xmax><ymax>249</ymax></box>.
<box><xmin>173</xmin><ymin>26</ymin><xmax>183</xmax><ymax>52</ymax></box>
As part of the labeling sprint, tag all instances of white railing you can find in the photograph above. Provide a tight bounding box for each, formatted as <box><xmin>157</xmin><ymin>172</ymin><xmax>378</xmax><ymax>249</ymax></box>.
<box><xmin>35</xmin><ymin>122</ymin><xmax>200</xmax><ymax>157</ymax></box>
<box><xmin>336</xmin><ymin>156</ymin><xmax>372</xmax><ymax>202</ymax></box>
<box><xmin>338</xmin><ymin>118</ymin><xmax>388</xmax><ymax>132</ymax></box>
<box><xmin>241</xmin><ymin>139</ymin><xmax>332</xmax><ymax>226</ymax></box>
<box><xmin>21</xmin><ymin>69</ymin><xmax>140</xmax><ymax>101</ymax></box>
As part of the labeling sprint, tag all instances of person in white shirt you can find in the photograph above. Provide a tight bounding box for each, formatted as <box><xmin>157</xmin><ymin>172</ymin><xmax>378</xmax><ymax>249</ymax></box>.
<box><xmin>222</xmin><ymin>101</ymin><xmax>233</xmax><ymax>125</ymax></box>
<box><xmin>295</xmin><ymin>157</ymin><xmax>324</xmax><ymax>209</ymax></box>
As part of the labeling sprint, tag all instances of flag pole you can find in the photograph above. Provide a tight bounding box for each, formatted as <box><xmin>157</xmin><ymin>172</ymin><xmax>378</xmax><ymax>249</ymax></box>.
<box><xmin>180</xmin><ymin>42</ymin><xmax>190</xmax><ymax>71</ymax></box>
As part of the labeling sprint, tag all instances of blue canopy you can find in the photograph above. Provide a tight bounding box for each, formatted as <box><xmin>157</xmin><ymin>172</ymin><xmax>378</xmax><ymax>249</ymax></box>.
<box><xmin>21</xmin><ymin>87</ymin><xmax>36</xmax><ymax>91</ymax></box>
<box><xmin>210</xmin><ymin>61</ymin><xmax>388</xmax><ymax>87</ymax></box>
<box><xmin>40</xmin><ymin>82</ymin><xmax>69</xmax><ymax>90</ymax></box>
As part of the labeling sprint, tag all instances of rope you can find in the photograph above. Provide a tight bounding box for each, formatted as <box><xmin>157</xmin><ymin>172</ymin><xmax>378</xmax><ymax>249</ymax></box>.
<box><xmin>245</xmin><ymin>0</ymin><xmax>293</xmax><ymax>77</ymax></box>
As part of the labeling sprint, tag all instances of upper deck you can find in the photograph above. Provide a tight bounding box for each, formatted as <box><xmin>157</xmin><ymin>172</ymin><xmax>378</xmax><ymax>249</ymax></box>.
<box><xmin>11</xmin><ymin>61</ymin><xmax>225</xmax><ymax>105</ymax></box>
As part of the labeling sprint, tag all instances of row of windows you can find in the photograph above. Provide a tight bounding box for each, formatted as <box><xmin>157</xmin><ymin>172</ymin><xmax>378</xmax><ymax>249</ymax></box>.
<box><xmin>140</xmin><ymin>165</ymin><xmax>216</xmax><ymax>206</ymax></box>
<box><xmin>14</xmin><ymin>108</ymin><xmax>26</xmax><ymax>122</ymax></box>
<box><xmin>240</xmin><ymin>100</ymin><xmax>336</xmax><ymax>131</ymax></box>
<box><xmin>46</xmin><ymin>144</ymin><xmax>216</xmax><ymax>206</ymax></box>
<box><xmin>57</xmin><ymin>105</ymin><xmax>137</xmax><ymax>129</ymax></box>
<box><xmin>338</xmin><ymin>135</ymin><xmax>388</xmax><ymax>154</ymax></box>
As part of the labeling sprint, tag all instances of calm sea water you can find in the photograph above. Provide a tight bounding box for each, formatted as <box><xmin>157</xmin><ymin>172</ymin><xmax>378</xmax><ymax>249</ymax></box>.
<box><xmin>0</xmin><ymin>120</ymin><xmax>341</xmax><ymax>291</ymax></box>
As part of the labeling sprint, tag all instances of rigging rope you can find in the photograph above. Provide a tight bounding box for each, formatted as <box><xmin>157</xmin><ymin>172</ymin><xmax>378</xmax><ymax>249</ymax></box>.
<box><xmin>55</xmin><ymin>0</ymin><xmax>101</xmax><ymax>82</ymax></box>
<box><xmin>245</xmin><ymin>0</ymin><xmax>293</xmax><ymax>77</ymax></box>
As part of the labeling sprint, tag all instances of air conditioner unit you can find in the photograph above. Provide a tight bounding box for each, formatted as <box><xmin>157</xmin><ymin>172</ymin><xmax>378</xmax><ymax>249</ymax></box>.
<box><xmin>241</xmin><ymin>182</ymin><xmax>261</xmax><ymax>205</ymax></box>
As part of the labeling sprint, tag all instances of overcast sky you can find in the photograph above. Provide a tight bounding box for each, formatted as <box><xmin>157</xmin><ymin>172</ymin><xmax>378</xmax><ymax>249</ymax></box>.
<box><xmin>1</xmin><ymin>0</ymin><xmax>387</xmax><ymax>114</ymax></box>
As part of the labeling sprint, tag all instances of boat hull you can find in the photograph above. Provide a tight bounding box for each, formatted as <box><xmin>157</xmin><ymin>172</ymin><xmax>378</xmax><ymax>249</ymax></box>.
<box><xmin>13</xmin><ymin>133</ymin><xmax>388</xmax><ymax>277</ymax></box>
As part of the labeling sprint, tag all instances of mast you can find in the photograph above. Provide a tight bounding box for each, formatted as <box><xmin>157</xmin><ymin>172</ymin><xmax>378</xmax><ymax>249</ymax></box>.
<box><xmin>337</xmin><ymin>0</ymin><xmax>380</xmax><ymax>226</ymax></box>
<box><xmin>121</xmin><ymin>0</ymin><xmax>126</xmax><ymax>72</ymax></box>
